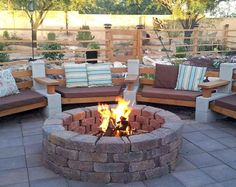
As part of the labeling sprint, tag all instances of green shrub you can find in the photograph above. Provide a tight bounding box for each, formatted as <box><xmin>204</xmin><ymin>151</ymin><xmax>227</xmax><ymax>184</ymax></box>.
<box><xmin>3</xmin><ymin>31</ymin><xmax>10</xmax><ymax>40</ymax></box>
<box><xmin>40</xmin><ymin>43</ymin><xmax>64</xmax><ymax>60</ymax></box>
<box><xmin>175</xmin><ymin>46</ymin><xmax>187</xmax><ymax>58</ymax></box>
<box><xmin>76</xmin><ymin>25</ymin><xmax>94</xmax><ymax>48</ymax></box>
<box><xmin>0</xmin><ymin>43</ymin><xmax>10</xmax><ymax>62</ymax></box>
<box><xmin>47</xmin><ymin>32</ymin><xmax>56</xmax><ymax>41</ymax></box>
<box><xmin>87</xmin><ymin>42</ymin><xmax>100</xmax><ymax>49</ymax></box>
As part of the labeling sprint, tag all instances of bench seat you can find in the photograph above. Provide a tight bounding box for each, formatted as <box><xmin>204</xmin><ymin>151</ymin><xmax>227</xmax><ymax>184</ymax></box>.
<box><xmin>141</xmin><ymin>86</ymin><xmax>202</xmax><ymax>101</ymax></box>
<box><xmin>0</xmin><ymin>90</ymin><xmax>47</xmax><ymax>117</ymax></box>
<box><xmin>56</xmin><ymin>85</ymin><xmax>122</xmax><ymax>98</ymax></box>
<box><xmin>214</xmin><ymin>94</ymin><xmax>236</xmax><ymax>111</ymax></box>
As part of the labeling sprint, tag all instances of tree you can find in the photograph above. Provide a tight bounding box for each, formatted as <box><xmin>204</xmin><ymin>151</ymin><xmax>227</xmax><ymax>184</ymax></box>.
<box><xmin>156</xmin><ymin>0</ymin><xmax>226</xmax><ymax>43</ymax></box>
<box><xmin>58</xmin><ymin>0</ymin><xmax>95</xmax><ymax>36</ymax></box>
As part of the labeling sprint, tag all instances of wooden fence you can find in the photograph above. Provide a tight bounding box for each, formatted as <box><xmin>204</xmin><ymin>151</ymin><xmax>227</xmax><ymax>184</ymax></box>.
<box><xmin>0</xmin><ymin>24</ymin><xmax>236</xmax><ymax>66</ymax></box>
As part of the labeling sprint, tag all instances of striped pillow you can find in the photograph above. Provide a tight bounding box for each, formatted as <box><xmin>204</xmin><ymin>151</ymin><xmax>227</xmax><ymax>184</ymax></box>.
<box><xmin>87</xmin><ymin>63</ymin><xmax>112</xmax><ymax>87</ymax></box>
<box><xmin>64</xmin><ymin>63</ymin><xmax>88</xmax><ymax>88</ymax></box>
<box><xmin>175</xmin><ymin>64</ymin><xmax>207</xmax><ymax>91</ymax></box>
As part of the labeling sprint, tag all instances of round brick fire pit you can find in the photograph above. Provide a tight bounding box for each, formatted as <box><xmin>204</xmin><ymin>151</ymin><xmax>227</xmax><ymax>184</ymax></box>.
<box><xmin>42</xmin><ymin>105</ymin><xmax>183</xmax><ymax>183</ymax></box>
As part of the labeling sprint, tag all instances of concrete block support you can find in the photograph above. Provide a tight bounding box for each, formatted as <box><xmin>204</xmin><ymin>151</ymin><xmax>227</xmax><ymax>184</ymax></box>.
<box><xmin>195</xmin><ymin>93</ymin><xmax>228</xmax><ymax>122</ymax></box>
<box><xmin>36</xmin><ymin>90</ymin><xmax>62</xmax><ymax>117</ymax></box>
<box><xmin>218</xmin><ymin>63</ymin><xmax>236</xmax><ymax>93</ymax></box>
<box><xmin>30</xmin><ymin>60</ymin><xmax>46</xmax><ymax>90</ymax></box>
<box><xmin>124</xmin><ymin>59</ymin><xmax>140</xmax><ymax>105</ymax></box>
<box><xmin>31</xmin><ymin>60</ymin><xmax>62</xmax><ymax>117</ymax></box>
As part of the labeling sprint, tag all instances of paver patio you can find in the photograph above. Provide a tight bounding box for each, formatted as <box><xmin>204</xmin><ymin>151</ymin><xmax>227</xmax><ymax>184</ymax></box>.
<box><xmin>1</xmin><ymin>109</ymin><xmax>236</xmax><ymax>187</ymax></box>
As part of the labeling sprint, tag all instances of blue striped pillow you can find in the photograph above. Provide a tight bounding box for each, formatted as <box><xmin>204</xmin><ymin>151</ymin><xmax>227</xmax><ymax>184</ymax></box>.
<box><xmin>64</xmin><ymin>63</ymin><xmax>88</xmax><ymax>88</ymax></box>
<box><xmin>175</xmin><ymin>65</ymin><xmax>207</xmax><ymax>91</ymax></box>
<box><xmin>87</xmin><ymin>63</ymin><xmax>112</xmax><ymax>87</ymax></box>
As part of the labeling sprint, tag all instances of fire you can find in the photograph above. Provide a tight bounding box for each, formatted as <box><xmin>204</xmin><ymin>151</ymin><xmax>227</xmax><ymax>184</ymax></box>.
<box><xmin>97</xmin><ymin>97</ymin><xmax>132</xmax><ymax>136</ymax></box>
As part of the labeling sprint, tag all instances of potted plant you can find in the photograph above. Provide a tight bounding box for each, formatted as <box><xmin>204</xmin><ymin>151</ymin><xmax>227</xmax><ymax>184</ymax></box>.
<box><xmin>86</xmin><ymin>42</ymin><xmax>100</xmax><ymax>64</ymax></box>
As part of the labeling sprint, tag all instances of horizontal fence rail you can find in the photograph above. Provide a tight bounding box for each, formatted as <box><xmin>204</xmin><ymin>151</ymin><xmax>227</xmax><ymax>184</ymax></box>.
<box><xmin>0</xmin><ymin>25</ymin><xmax>236</xmax><ymax>66</ymax></box>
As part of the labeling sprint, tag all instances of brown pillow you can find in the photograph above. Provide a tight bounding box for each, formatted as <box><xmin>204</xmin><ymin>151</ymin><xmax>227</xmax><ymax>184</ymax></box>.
<box><xmin>154</xmin><ymin>64</ymin><xmax>179</xmax><ymax>89</ymax></box>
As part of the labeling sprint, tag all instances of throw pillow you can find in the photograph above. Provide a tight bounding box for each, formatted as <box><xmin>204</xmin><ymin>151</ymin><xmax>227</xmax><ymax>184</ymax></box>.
<box><xmin>154</xmin><ymin>64</ymin><xmax>179</xmax><ymax>89</ymax></box>
<box><xmin>64</xmin><ymin>63</ymin><xmax>88</xmax><ymax>88</ymax></box>
<box><xmin>87</xmin><ymin>63</ymin><xmax>112</xmax><ymax>87</ymax></box>
<box><xmin>0</xmin><ymin>69</ymin><xmax>19</xmax><ymax>97</ymax></box>
<box><xmin>175</xmin><ymin>64</ymin><xmax>207</xmax><ymax>91</ymax></box>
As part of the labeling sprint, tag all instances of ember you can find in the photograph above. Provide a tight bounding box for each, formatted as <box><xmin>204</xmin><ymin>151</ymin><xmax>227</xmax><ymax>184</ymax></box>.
<box><xmin>97</xmin><ymin>97</ymin><xmax>132</xmax><ymax>136</ymax></box>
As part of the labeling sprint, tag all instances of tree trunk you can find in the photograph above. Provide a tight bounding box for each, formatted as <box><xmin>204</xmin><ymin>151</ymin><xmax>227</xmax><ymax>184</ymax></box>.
<box><xmin>65</xmin><ymin>11</ymin><xmax>69</xmax><ymax>36</ymax></box>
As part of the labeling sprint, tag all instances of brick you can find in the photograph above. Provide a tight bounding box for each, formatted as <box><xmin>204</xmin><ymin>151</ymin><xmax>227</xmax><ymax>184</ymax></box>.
<box><xmin>68</xmin><ymin>160</ymin><xmax>93</xmax><ymax>171</ymax></box>
<box><xmin>44</xmin><ymin>118</ymin><xmax>63</xmax><ymax>126</ymax></box>
<box><xmin>142</xmin><ymin>125</ymin><xmax>154</xmax><ymax>132</ymax></box>
<box><xmin>42</xmin><ymin>125</ymin><xmax>65</xmax><ymax>138</ymax></box>
<box><xmin>80</xmin><ymin>171</ymin><xmax>110</xmax><ymax>183</ymax></box>
<box><xmin>169</xmin><ymin>138</ymin><xmax>182</xmax><ymax>152</ymax></box>
<box><xmin>69</xmin><ymin>121</ymin><xmax>80</xmax><ymax>131</ymax></box>
<box><xmin>91</xmin><ymin>124</ymin><xmax>100</xmax><ymax>133</ymax></box>
<box><xmin>64</xmin><ymin>108</ymin><xmax>86</xmax><ymax>121</ymax></box>
<box><xmin>129</xmin><ymin>159</ymin><xmax>155</xmax><ymax>172</ymax></box>
<box><xmin>82</xmin><ymin>118</ymin><xmax>95</xmax><ymax>126</ymax></box>
<box><xmin>94</xmin><ymin>162</ymin><xmax>125</xmax><ymax>172</ymax></box>
<box><xmin>136</xmin><ymin>116</ymin><xmax>149</xmax><ymax>126</ymax></box>
<box><xmin>44</xmin><ymin>159</ymin><xmax>60</xmax><ymax>174</ymax></box>
<box><xmin>85</xmin><ymin>106</ymin><xmax>100</xmax><ymax>118</ymax></box>
<box><xmin>130</xmin><ymin>122</ymin><xmax>140</xmax><ymax>130</ymax></box>
<box><xmin>111</xmin><ymin>171</ymin><xmax>145</xmax><ymax>183</ymax></box>
<box><xmin>56</xmin><ymin>146</ymin><xmax>78</xmax><ymax>160</ymax></box>
<box><xmin>48</xmin><ymin>131</ymin><xmax>78</xmax><ymax>147</ymax></box>
<box><xmin>128</xmin><ymin>114</ymin><xmax>136</xmax><ymax>122</ymax></box>
<box><xmin>145</xmin><ymin>166</ymin><xmax>169</xmax><ymax>179</ymax></box>
<box><xmin>150</xmin><ymin>119</ymin><xmax>161</xmax><ymax>129</ymax></box>
<box><xmin>48</xmin><ymin>153</ymin><xmax>67</xmax><ymax>167</ymax></box>
<box><xmin>79</xmin><ymin>151</ymin><xmax>107</xmax><ymax>162</ymax></box>
<box><xmin>129</xmin><ymin>133</ymin><xmax>159</xmax><ymax>151</ymax></box>
<box><xmin>159</xmin><ymin>150</ymin><xmax>178</xmax><ymax>166</ymax></box>
<box><xmin>69</xmin><ymin>135</ymin><xmax>97</xmax><ymax>152</ymax></box>
<box><xmin>55</xmin><ymin>112</ymin><xmax>73</xmax><ymax>126</ymax></box>
<box><xmin>142</xmin><ymin>106</ymin><xmax>159</xmax><ymax>118</ymax></box>
<box><xmin>46</xmin><ymin>141</ymin><xmax>56</xmax><ymax>154</ymax></box>
<box><xmin>144</xmin><ymin>148</ymin><xmax>162</xmax><ymax>159</ymax></box>
<box><xmin>151</xmin><ymin>128</ymin><xmax>177</xmax><ymax>145</ymax></box>
<box><xmin>76</xmin><ymin>126</ymin><xmax>86</xmax><ymax>134</ymax></box>
<box><xmin>113</xmin><ymin>151</ymin><xmax>143</xmax><ymax>162</ymax></box>
<box><xmin>96</xmin><ymin>137</ymin><xmax>130</xmax><ymax>153</ymax></box>
<box><xmin>130</xmin><ymin>107</ymin><xmax>142</xmax><ymax>116</ymax></box>
<box><xmin>60</xmin><ymin>167</ymin><xmax>80</xmax><ymax>180</ymax></box>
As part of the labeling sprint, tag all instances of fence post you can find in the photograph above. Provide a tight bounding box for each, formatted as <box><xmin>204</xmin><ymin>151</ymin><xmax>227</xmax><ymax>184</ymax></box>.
<box><xmin>223</xmin><ymin>24</ymin><xmax>229</xmax><ymax>49</ymax></box>
<box><xmin>136</xmin><ymin>25</ymin><xmax>144</xmax><ymax>60</ymax></box>
<box><xmin>193</xmin><ymin>27</ymin><xmax>199</xmax><ymax>55</ymax></box>
<box><xmin>104</xmin><ymin>24</ymin><xmax>113</xmax><ymax>62</ymax></box>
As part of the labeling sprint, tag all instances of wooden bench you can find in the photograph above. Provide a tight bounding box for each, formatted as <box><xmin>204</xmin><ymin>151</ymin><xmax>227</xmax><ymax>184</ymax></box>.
<box><xmin>136</xmin><ymin>66</ymin><xmax>220</xmax><ymax>108</ymax></box>
<box><xmin>0</xmin><ymin>70</ymin><xmax>47</xmax><ymax>117</ymax></box>
<box><xmin>45</xmin><ymin>67</ymin><xmax>128</xmax><ymax>104</ymax></box>
<box><xmin>198</xmin><ymin>68</ymin><xmax>236</xmax><ymax>119</ymax></box>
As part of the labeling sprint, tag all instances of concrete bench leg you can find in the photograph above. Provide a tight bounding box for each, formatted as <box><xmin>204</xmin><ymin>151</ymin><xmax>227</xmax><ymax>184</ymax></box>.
<box><xmin>123</xmin><ymin>59</ymin><xmax>139</xmax><ymax>105</ymax></box>
<box><xmin>36</xmin><ymin>90</ymin><xmax>62</xmax><ymax>117</ymax></box>
<box><xmin>31</xmin><ymin>60</ymin><xmax>62</xmax><ymax>117</ymax></box>
<box><xmin>195</xmin><ymin>93</ymin><xmax>228</xmax><ymax>122</ymax></box>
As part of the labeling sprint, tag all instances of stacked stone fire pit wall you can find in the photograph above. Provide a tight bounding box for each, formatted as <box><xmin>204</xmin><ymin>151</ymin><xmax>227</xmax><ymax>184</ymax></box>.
<box><xmin>42</xmin><ymin>105</ymin><xmax>183</xmax><ymax>183</ymax></box>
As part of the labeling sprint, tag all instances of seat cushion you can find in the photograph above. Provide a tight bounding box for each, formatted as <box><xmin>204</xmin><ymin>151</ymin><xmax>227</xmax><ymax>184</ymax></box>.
<box><xmin>87</xmin><ymin>63</ymin><xmax>112</xmax><ymax>87</ymax></box>
<box><xmin>0</xmin><ymin>89</ymin><xmax>46</xmax><ymax>111</ymax></box>
<box><xmin>64</xmin><ymin>63</ymin><xmax>88</xmax><ymax>88</ymax></box>
<box><xmin>214</xmin><ymin>94</ymin><xmax>236</xmax><ymax>111</ymax></box>
<box><xmin>141</xmin><ymin>86</ymin><xmax>202</xmax><ymax>101</ymax></box>
<box><xmin>56</xmin><ymin>85</ymin><xmax>122</xmax><ymax>98</ymax></box>
<box><xmin>154</xmin><ymin>64</ymin><xmax>179</xmax><ymax>89</ymax></box>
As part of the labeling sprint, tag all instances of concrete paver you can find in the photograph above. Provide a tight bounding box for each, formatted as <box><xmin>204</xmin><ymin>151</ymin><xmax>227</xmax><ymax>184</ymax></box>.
<box><xmin>1</xmin><ymin>110</ymin><xmax>236</xmax><ymax>187</ymax></box>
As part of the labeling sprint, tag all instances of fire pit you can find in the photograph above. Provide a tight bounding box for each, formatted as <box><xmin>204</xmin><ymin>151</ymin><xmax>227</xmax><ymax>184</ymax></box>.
<box><xmin>42</xmin><ymin>100</ymin><xmax>183</xmax><ymax>183</ymax></box>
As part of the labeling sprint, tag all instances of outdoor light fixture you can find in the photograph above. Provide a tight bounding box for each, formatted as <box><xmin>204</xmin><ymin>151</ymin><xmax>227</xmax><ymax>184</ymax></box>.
<box><xmin>28</xmin><ymin>0</ymin><xmax>34</xmax><ymax>60</ymax></box>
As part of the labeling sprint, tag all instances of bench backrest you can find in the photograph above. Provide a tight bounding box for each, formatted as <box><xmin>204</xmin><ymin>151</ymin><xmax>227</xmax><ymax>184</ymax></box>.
<box><xmin>12</xmin><ymin>70</ymin><xmax>33</xmax><ymax>90</ymax></box>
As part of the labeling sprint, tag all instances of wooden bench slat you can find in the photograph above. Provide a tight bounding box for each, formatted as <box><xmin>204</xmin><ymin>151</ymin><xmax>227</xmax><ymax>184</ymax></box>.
<box><xmin>198</xmin><ymin>80</ymin><xmax>229</xmax><ymax>89</ymax></box>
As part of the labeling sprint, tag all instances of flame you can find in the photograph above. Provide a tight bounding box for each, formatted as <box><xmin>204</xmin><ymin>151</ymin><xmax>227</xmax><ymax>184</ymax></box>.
<box><xmin>98</xmin><ymin>97</ymin><xmax>132</xmax><ymax>135</ymax></box>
